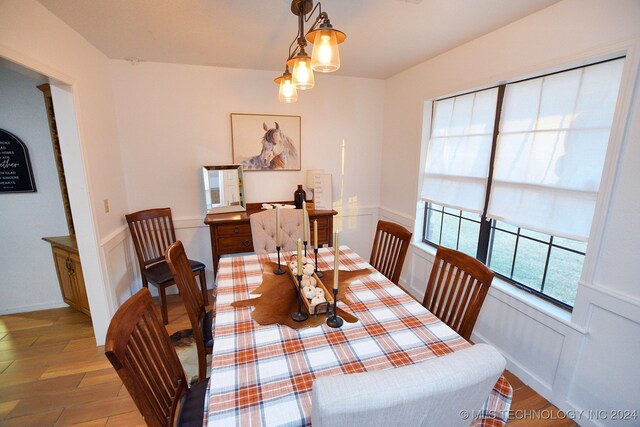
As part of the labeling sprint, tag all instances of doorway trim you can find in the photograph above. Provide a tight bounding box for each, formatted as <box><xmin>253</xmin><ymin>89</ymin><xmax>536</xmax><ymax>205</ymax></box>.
<box><xmin>0</xmin><ymin>46</ymin><xmax>115</xmax><ymax>344</ymax></box>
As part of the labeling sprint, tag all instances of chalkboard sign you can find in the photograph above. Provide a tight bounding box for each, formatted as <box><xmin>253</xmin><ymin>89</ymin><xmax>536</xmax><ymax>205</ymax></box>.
<box><xmin>0</xmin><ymin>129</ymin><xmax>36</xmax><ymax>193</ymax></box>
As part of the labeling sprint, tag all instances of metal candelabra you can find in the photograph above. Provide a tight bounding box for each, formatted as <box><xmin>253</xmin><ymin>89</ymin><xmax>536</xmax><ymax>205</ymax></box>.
<box><xmin>274</xmin><ymin>246</ymin><xmax>285</xmax><ymax>275</ymax></box>
<box><xmin>291</xmin><ymin>274</ymin><xmax>309</xmax><ymax>322</ymax></box>
<box><xmin>314</xmin><ymin>248</ymin><xmax>323</xmax><ymax>278</ymax></box>
<box><xmin>326</xmin><ymin>288</ymin><xmax>343</xmax><ymax>328</ymax></box>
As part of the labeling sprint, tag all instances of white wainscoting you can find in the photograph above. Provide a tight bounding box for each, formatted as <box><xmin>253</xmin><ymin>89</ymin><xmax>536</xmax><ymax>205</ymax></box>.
<box><xmin>100</xmin><ymin>225</ymin><xmax>136</xmax><ymax>311</ymax></box>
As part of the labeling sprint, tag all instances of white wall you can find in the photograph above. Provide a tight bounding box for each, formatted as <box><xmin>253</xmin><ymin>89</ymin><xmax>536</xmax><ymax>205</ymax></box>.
<box><xmin>0</xmin><ymin>66</ymin><xmax>69</xmax><ymax>313</ymax></box>
<box><xmin>380</xmin><ymin>0</ymin><xmax>640</xmax><ymax>424</ymax></box>
<box><xmin>109</xmin><ymin>60</ymin><xmax>384</xmax><ymax>296</ymax></box>
<box><xmin>0</xmin><ymin>0</ymin><xmax>131</xmax><ymax>344</ymax></box>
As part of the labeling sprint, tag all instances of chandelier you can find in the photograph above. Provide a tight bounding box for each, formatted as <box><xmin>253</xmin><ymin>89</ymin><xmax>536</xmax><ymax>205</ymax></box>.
<box><xmin>275</xmin><ymin>0</ymin><xmax>346</xmax><ymax>103</ymax></box>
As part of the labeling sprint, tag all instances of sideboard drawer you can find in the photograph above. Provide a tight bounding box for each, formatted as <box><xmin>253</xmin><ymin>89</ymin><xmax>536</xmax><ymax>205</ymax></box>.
<box><xmin>218</xmin><ymin>236</ymin><xmax>254</xmax><ymax>254</ymax></box>
<box><xmin>217</xmin><ymin>223</ymin><xmax>252</xmax><ymax>237</ymax></box>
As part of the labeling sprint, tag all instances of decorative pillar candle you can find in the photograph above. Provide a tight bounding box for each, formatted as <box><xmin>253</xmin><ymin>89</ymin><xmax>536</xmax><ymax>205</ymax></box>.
<box><xmin>333</xmin><ymin>231</ymin><xmax>340</xmax><ymax>290</ymax></box>
<box><xmin>297</xmin><ymin>238</ymin><xmax>303</xmax><ymax>273</ymax></box>
<box><xmin>302</xmin><ymin>200</ymin><xmax>309</xmax><ymax>242</ymax></box>
<box><xmin>313</xmin><ymin>220</ymin><xmax>318</xmax><ymax>249</ymax></box>
<box><xmin>275</xmin><ymin>206</ymin><xmax>281</xmax><ymax>247</ymax></box>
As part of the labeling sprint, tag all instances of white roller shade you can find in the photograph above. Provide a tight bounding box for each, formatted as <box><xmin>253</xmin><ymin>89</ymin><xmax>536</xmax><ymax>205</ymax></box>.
<box><xmin>421</xmin><ymin>88</ymin><xmax>499</xmax><ymax>213</ymax></box>
<box><xmin>487</xmin><ymin>59</ymin><xmax>624</xmax><ymax>241</ymax></box>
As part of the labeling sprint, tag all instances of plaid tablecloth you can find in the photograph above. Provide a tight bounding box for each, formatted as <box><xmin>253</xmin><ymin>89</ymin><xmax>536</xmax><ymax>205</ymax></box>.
<box><xmin>205</xmin><ymin>246</ymin><xmax>512</xmax><ymax>426</ymax></box>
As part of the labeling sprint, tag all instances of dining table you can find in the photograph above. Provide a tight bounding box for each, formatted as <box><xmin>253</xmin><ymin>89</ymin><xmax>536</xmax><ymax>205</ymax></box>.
<box><xmin>203</xmin><ymin>246</ymin><xmax>512</xmax><ymax>426</ymax></box>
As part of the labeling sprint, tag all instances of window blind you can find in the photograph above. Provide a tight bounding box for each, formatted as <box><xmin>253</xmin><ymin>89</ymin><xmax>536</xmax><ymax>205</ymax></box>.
<box><xmin>487</xmin><ymin>59</ymin><xmax>624</xmax><ymax>241</ymax></box>
<box><xmin>421</xmin><ymin>88</ymin><xmax>499</xmax><ymax>214</ymax></box>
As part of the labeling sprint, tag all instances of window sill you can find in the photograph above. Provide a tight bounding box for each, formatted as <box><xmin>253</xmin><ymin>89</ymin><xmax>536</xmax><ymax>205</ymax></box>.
<box><xmin>409</xmin><ymin>240</ymin><xmax>586</xmax><ymax>334</ymax></box>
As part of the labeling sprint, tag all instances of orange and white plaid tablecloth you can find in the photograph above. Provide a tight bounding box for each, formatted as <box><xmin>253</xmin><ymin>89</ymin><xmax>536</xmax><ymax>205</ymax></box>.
<box><xmin>204</xmin><ymin>246</ymin><xmax>512</xmax><ymax>426</ymax></box>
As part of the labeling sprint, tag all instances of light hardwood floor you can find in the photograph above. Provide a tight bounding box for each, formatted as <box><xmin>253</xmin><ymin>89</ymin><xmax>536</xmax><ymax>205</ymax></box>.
<box><xmin>0</xmin><ymin>295</ymin><xmax>574</xmax><ymax>426</ymax></box>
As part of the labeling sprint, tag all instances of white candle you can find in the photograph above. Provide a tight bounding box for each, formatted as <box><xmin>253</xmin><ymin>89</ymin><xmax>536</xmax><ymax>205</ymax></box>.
<box><xmin>302</xmin><ymin>200</ymin><xmax>309</xmax><ymax>242</ymax></box>
<box><xmin>297</xmin><ymin>238</ymin><xmax>302</xmax><ymax>275</ymax></box>
<box><xmin>313</xmin><ymin>220</ymin><xmax>318</xmax><ymax>249</ymax></box>
<box><xmin>333</xmin><ymin>231</ymin><xmax>340</xmax><ymax>290</ymax></box>
<box><xmin>275</xmin><ymin>206</ymin><xmax>281</xmax><ymax>247</ymax></box>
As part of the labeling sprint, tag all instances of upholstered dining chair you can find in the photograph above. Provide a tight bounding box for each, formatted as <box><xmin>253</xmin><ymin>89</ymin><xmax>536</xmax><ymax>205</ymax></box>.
<box><xmin>126</xmin><ymin>208</ymin><xmax>207</xmax><ymax>325</ymax></box>
<box><xmin>105</xmin><ymin>288</ymin><xmax>208</xmax><ymax>427</ymax></box>
<box><xmin>423</xmin><ymin>246</ymin><xmax>494</xmax><ymax>341</ymax></box>
<box><xmin>250</xmin><ymin>209</ymin><xmax>310</xmax><ymax>254</ymax></box>
<box><xmin>369</xmin><ymin>220</ymin><xmax>412</xmax><ymax>285</ymax></box>
<box><xmin>166</xmin><ymin>240</ymin><xmax>213</xmax><ymax>381</ymax></box>
<box><xmin>311</xmin><ymin>343</ymin><xmax>506</xmax><ymax>427</ymax></box>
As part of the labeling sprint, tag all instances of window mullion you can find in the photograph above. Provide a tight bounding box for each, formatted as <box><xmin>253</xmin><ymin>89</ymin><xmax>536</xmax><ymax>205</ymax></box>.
<box><xmin>540</xmin><ymin>236</ymin><xmax>554</xmax><ymax>293</ymax></box>
<box><xmin>510</xmin><ymin>228</ymin><xmax>521</xmax><ymax>278</ymax></box>
<box><xmin>477</xmin><ymin>84</ymin><xmax>505</xmax><ymax>263</ymax></box>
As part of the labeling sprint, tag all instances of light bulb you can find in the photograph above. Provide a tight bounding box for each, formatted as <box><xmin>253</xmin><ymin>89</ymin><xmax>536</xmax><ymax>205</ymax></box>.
<box><xmin>292</xmin><ymin>57</ymin><xmax>315</xmax><ymax>90</ymax></box>
<box><xmin>318</xmin><ymin>35</ymin><xmax>332</xmax><ymax>63</ymax></box>
<box><xmin>311</xmin><ymin>30</ymin><xmax>340</xmax><ymax>72</ymax></box>
<box><xmin>279</xmin><ymin>77</ymin><xmax>298</xmax><ymax>103</ymax></box>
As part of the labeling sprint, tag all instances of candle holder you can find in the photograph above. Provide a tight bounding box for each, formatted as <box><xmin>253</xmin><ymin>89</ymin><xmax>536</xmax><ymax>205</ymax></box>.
<box><xmin>314</xmin><ymin>248</ymin><xmax>324</xmax><ymax>278</ymax></box>
<box><xmin>303</xmin><ymin>241</ymin><xmax>308</xmax><ymax>258</ymax></box>
<box><xmin>326</xmin><ymin>288</ymin><xmax>343</xmax><ymax>328</ymax></box>
<box><xmin>291</xmin><ymin>274</ymin><xmax>309</xmax><ymax>322</ymax></box>
<box><xmin>274</xmin><ymin>246</ymin><xmax>285</xmax><ymax>275</ymax></box>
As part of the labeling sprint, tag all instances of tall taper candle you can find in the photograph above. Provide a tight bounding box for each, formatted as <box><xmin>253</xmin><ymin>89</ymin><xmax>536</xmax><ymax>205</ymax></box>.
<box><xmin>275</xmin><ymin>206</ymin><xmax>281</xmax><ymax>247</ymax></box>
<box><xmin>333</xmin><ymin>231</ymin><xmax>340</xmax><ymax>290</ymax></box>
<box><xmin>313</xmin><ymin>220</ymin><xmax>318</xmax><ymax>249</ymax></box>
<box><xmin>297</xmin><ymin>238</ymin><xmax>302</xmax><ymax>273</ymax></box>
<box><xmin>302</xmin><ymin>200</ymin><xmax>309</xmax><ymax>243</ymax></box>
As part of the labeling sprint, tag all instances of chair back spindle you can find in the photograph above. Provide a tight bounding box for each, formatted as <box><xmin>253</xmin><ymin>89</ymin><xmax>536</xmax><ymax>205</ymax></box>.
<box><xmin>369</xmin><ymin>220</ymin><xmax>412</xmax><ymax>285</ymax></box>
<box><xmin>423</xmin><ymin>246</ymin><xmax>493</xmax><ymax>341</ymax></box>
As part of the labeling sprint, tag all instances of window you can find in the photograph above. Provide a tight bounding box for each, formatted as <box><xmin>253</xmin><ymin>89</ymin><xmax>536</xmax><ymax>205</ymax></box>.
<box><xmin>421</xmin><ymin>58</ymin><xmax>624</xmax><ymax>309</ymax></box>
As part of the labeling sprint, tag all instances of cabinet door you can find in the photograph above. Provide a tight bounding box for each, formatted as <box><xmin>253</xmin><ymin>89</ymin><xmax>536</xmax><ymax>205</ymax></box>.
<box><xmin>69</xmin><ymin>252</ymin><xmax>90</xmax><ymax>315</ymax></box>
<box><xmin>52</xmin><ymin>247</ymin><xmax>75</xmax><ymax>305</ymax></box>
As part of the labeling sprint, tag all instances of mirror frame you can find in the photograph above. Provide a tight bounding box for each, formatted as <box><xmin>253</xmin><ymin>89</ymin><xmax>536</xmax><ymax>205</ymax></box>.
<box><xmin>202</xmin><ymin>164</ymin><xmax>246</xmax><ymax>214</ymax></box>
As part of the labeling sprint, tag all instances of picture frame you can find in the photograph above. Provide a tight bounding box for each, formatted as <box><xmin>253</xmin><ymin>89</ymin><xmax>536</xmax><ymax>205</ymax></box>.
<box><xmin>231</xmin><ymin>113</ymin><xmax>301</xmax><ymax>171</ymax></box>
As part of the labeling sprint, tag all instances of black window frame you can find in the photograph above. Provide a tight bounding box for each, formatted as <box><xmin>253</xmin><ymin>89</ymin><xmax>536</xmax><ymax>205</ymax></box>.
<box><xmin>420</xmin><ymin>57</ymin><xmax>624</xmax><ymax>311</ymax></box>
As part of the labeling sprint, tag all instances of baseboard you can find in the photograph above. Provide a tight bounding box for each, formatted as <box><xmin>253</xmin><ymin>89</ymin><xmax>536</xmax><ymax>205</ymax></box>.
<box><xmin>0</xmin><ymin>301</ymin><xmax>69</xmax><ymax>315</ymax></box>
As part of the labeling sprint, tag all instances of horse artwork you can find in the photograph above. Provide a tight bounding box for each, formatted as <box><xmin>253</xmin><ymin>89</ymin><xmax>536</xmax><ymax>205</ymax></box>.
<box><xmin>242</xmin><ymin>122</ymin><xmax>298</xmax><ymax>170</ymax></box>
<box><xmin>231</xmin><ymin>114</ymin><xmax>301</xmax><ymax>171</ymax></box>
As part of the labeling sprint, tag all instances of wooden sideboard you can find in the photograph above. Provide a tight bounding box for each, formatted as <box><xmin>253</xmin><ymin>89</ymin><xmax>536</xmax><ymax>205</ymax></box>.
<box><xmin>204</xmin><ymin>202</ymin><xmax>337</xmax><ymax>275</ymax></box>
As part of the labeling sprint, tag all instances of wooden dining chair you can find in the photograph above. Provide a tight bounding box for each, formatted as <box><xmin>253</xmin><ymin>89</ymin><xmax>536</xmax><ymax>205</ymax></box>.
<box><xmin>167</xmin><ymin>240</ymin><xmax>213</xmax><ymax>381</ymax></box>
<box><xmin>369</xmin><ymin>220</ymin><xmax>412</xmax><ymax>285</ymax></box>
<box><xmin>105</xmin><ymin>288</ymin><xmax>208</xmax><ymax>427</ymax></box>
<box><xmin>126</xmin><ymin>208</ymin><xmax>208</xmax><ymax>325</ymax></box>
<box><xmin>423</xmin><ymin>246</ymin><xmax>494</xmax><ymax>341</ymax></box>
<box><xmin>250</xmin><ymin>209</ymin><xmax>310</xmax><ymax>254</ymax></box>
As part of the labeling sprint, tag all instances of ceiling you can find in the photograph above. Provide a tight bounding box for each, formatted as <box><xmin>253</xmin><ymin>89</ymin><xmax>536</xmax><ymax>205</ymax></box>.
<box><xmin>37</xmin><ymin>0</ymin><xmax>561</xmax><ymax>79</ymax></box>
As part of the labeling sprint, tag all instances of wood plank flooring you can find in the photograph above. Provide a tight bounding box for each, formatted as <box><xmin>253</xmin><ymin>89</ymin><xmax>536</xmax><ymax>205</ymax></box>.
<box><xmin>0</xmin><ymin>295</ymin><xmax>574</xmax><ymax>426</ymax></box>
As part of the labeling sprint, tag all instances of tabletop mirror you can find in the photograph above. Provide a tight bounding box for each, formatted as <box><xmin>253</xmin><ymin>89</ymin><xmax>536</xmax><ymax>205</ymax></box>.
<box><xmin>202</xmin><ymin>165</ymin><xmax>246</xmax><ymax>214</ymax></box>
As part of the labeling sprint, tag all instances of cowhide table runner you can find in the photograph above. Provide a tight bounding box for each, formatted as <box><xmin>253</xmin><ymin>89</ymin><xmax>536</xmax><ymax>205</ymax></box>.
<box><xmin>231</xmin><ymin>262</ymin><xmax>372</xmax><ymax>329</ymax></box>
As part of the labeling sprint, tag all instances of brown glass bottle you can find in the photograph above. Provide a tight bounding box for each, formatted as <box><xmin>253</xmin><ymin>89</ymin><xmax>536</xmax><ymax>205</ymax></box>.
<box><xmin>294</xmin><ymin>184</ymin><xmax>305</xmax><ymax>209</ymax></box>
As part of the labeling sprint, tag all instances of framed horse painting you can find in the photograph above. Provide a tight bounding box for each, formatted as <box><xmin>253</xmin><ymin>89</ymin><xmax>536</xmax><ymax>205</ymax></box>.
<box><xmin>231</xmin><ymin>113</ymin><xmax>301</xmax><ymax>171</ymax></box>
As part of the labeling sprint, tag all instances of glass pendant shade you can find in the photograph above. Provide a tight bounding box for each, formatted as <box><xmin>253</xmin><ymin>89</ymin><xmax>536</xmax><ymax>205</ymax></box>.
<box><xmin>310</xmin><ymin>30</ymin><xmax>340</xmax><ymax>72</ymax></box>
<box><xmin>278</xmin><ymin>75</ymin><xmax>298</xmax><ymax>103</ymax></box>
<box><xmin>290</xmin><ymin>55</ymin><xmax>315</xmax><ymax>90</ymax></box>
